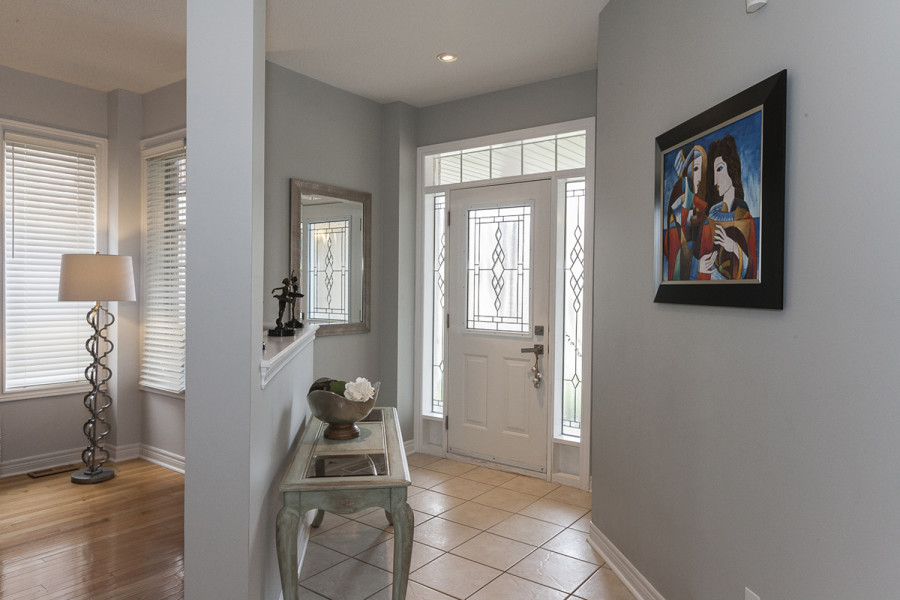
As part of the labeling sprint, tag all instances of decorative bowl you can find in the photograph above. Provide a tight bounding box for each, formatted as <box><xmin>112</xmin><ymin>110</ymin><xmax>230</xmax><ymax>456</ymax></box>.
<box><xmin>307</xmin><ymin>378</ymin><xmax>379</xmax><ymax>440</ymax></box>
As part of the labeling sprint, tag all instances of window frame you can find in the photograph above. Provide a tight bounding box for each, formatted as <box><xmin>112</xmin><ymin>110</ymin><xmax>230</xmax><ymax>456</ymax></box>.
<box><xmin>139</xmin><ymin>131</ymin><xmax>187</xmax><ymax>398</ymax></box>
<box><xmin>0</xmin><ymin>119</ymin><xmax>107</xmax><ymax>402</ymax></box>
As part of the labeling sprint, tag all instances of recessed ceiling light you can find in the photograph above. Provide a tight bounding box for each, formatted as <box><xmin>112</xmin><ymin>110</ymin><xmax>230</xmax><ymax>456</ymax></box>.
<box><xmin>437</xmin><ymin>53</ymin><xmax>458</xmax><ymax>63</ymax></box>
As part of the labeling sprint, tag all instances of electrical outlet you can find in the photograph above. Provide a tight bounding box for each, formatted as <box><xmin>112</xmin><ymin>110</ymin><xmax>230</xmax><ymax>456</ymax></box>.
<box><xmin>745</xmin><ymin>588</ymin><xmax>761</xmax><ymax>600</ymax></box>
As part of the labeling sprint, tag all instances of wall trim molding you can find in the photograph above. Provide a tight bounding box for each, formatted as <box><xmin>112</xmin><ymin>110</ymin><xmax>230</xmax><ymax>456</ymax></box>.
<box><xmin>0</xmin><ymin>444</ymin><xmax>186</xmax><ymax>478</ymax></box>
<box><xmin>405</xmin><ymin>438</ymin><xmax>415</xmax><ymax>456</ymax></box>
<box><xmin>588</xmin><ymin>522</ymin><xmax>666</xmax><ymax>600</ymax></box>
<box><xmin>115</xmin><ymin>442</ymin><xmax>142</xmax><ymax>462</ymax></box>
<box><xmin>0</xmin><ymin>447</ymin><xmax>82</xmax><ymax>478</ymax></box>
<box><xmin>140</xmin><ymin>444</ymin><xmax>185</xmax><ymax>474</ymax></box>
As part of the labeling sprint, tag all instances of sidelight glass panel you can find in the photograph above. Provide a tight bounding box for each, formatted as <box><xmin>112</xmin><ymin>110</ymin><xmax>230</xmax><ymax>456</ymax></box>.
<box><xmin>562</xmin><ymin>180</ymin><xmax>586</xmax><ymax>438</ymax></box>
<box><xmin>466</xmin><ymin>206</ymin><xmax>531</xmax><ymax>333</ymax></box>
<box><xmin>431</xmin><ymin>194</ymin><xmax>446</xmax><ymax>414</ymax></box>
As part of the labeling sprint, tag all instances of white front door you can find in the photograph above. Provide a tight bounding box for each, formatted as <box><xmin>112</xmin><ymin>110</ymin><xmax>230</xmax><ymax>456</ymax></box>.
<box><xmin>446</xmin><ymin>180</ymin><xmax>551</xmax><ymax>472</ymax></box>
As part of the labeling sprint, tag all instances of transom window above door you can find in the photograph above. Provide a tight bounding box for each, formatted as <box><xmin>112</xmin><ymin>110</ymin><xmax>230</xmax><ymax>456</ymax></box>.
<box><xmin>424</xmin><ymin>131</ymin><xmax>587</xmax><ymax>186</ymax></box>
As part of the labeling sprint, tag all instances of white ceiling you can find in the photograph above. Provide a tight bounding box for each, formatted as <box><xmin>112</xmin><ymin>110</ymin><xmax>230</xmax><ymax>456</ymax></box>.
<box><xmin>0</xmin><ymin>0</ymin><xmax>608</xmax><ymax>107</ymax></box>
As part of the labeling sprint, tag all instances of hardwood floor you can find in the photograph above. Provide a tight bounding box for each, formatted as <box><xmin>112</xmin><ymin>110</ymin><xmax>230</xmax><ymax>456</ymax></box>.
<box><xmin>0</xmin><ymin>459</ymin><xmax>184</xmax><ymax>600</ymax></box>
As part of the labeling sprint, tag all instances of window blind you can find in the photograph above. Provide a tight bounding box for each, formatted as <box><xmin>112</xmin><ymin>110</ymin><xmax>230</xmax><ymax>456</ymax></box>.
<box><xmin>140</xmin><ymin>145</ymin><xmax>186</xmax><ymax>394</ymax></box>
<box><xmin>3</xmin><ymin>134</ymin><xmax>97</xmax><ymax>391</ymax></box>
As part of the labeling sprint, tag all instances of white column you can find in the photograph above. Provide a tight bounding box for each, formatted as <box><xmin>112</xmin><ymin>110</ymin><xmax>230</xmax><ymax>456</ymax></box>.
<box><xmin>185</xmin><ymin>0</ymin><xmax>266</xmax><ymax>597</ymax></box>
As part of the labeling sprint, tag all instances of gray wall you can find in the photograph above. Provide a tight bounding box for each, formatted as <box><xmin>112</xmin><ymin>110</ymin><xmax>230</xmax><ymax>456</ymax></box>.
<box><xmin>380</xmin><ymin>102</ymin><xmax>418</xmax><ymax>436</ymax></box>
<box><xmin>107</xmin><ymin>89</ymin><xmax>143</xmax><ymax>451</ymax></box>
<box><xmin>417</xmin><ymin>70</ymin><xmax>597</xmax><ymax>147</ymax></box>
<box><xmin>0</xmin><ymin>66</ymin><xmax>187</xmax><ymax>471</ymax></box>
<box><xmin>141</xmin><ymin>82</ymin><xmax>187</xmax><ymax>460</ymax></box>
<box><xmin>264</xmin><ymin>62</ymin><xmax>383</xmax><ymax>388</ymax></box>
<box><xmin>142</xmin><ymin>79</ymin><xmax>186</xmax><ymax>139</ymax></box>
<box><xmin>0</xmin><ymin>67</ymin><xmax>110</xmax><ymax>467</ymax></box>
<box><xmin>0</xmin><ymin>65</ymin><xmax>108</xmax><ymax>137</ymax></box>
<box><xmin>592</xmin><ymin>1</ymin><xmax>900</xmax><ymax>599</ymax></box>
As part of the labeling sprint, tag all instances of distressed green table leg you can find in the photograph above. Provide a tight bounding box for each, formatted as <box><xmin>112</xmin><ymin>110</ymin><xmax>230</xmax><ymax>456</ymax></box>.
<box><xmin>311</xmin><ymin>509</ymin><xmax>325</xmax><ymax>528</ymax></box>
<box><xmin>384</xmin><ymin>509</ymin><xmax>393</xmax><ymax>526</ymax></box>
<box><xmin>276</xmin><ymin>493</ymin><xmax>301</xmax><ymax>600</ymax></box>
<box><xmin>390</xmin><ymin>492</ymin><xmax>414</xmax><ymax>600</ymax></box>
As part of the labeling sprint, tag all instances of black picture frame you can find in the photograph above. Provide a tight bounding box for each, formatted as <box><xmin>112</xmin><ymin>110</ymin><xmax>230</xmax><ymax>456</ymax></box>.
<box><xmin>654</xmin><ymin>70</ymin><xmax>786</xmax><ymax>309</ymax></box>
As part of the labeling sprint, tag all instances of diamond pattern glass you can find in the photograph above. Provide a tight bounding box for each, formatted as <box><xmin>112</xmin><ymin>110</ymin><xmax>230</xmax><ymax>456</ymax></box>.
<box><xmin>308</xmin><ymin>219</ymin><xmax>350</xmax><ymax>321</ymax></box>
<box><xmin>466</xmin><ymin>206</ymin><xmax>531</xmax><ymax>333</ymax></box>
<box><xmin>562</xmin><ymin>181</ymin><xmax>585</xmax><ymax>437</ymax></box>
<box><xmin>432</xmin><ymin>195</ymin><xmax>446</xmax><ymax>414</ymax></box>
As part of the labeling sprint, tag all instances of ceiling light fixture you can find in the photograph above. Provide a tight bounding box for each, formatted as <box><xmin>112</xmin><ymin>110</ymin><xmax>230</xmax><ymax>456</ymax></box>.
<box><xmin>437</xmin><ymin>53</ymin><xmax>458</xmax><ymax>63</ymax></box>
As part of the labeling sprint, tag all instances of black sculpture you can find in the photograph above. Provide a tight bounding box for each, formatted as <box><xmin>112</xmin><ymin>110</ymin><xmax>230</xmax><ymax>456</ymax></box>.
<box><xmin>285</xmin><ymin>272</ymin><xmax>303</xmax><ymax>329</ymax></box>
<box><xmin>268</xmin><ymin>275</ymin><xmax>302</xmax><ymax>337</ymax></box>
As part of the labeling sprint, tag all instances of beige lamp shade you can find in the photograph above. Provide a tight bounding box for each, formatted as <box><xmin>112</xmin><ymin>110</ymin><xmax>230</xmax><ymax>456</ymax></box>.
<box><xmin>58</xmin><ymin>254</ymin><xmax>136</xmax><ymax>302</ymax></box>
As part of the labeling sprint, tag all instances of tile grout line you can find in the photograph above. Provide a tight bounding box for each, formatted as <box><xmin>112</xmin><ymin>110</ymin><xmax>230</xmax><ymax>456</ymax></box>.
<box><xmin>304</xmin><ymin>456</ymin><xmax>604</xmax><ymax>600</ymax></box>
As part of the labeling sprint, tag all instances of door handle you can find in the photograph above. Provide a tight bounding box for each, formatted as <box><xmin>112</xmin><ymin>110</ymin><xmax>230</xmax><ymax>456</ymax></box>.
<box><xmin>520</xmin><ymin>344</ymin><xmax>544</xmax><ymax>387</ymax></box>
<box><xmin>520</xmin><ymin>344</ymin><xmax>544</xmax><ymax>355</ymax></box>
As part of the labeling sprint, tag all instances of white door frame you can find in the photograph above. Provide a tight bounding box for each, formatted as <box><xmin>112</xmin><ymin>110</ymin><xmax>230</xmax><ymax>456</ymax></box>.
<box><xmin>414</xmin><ymin>119</ymin><xmax>595</xmax><ymax>490</ymax></box>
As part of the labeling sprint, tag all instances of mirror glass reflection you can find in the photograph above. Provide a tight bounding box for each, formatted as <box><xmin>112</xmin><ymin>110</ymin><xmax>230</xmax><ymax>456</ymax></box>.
<box><xmin>290</xmin><ymin>179</ymin><xmax>370</xmax><ymax>336</ymax></box>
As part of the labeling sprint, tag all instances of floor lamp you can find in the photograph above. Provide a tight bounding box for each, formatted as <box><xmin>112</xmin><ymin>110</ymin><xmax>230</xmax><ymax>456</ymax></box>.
<box><xmin>58</xmin><ymin>253</ymin><xmax>135</xmax><ymax>484</ymax></box>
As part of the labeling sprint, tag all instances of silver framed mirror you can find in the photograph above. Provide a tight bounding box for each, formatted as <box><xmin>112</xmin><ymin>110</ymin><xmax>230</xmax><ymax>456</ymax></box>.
<box><xmin>290</xmin><ymin>179</ymin><xmax>370</xmax><ymax>336</ymax></box>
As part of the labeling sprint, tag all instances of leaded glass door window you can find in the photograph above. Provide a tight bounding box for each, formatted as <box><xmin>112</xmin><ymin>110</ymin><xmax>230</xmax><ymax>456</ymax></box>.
<box><xmin>466</xmin><ymin>206</ymin><xmax>532</xmax><ymax>333</ymax></box>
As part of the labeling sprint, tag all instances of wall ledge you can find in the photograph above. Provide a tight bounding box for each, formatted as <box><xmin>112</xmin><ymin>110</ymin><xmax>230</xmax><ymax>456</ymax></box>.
<box><xmin>260</xmin><ymin>324</ymin><xmax>318</xmax><ymax>389</ymax></box>
<box><xmin>588</xmin><ymin>522</ymin><xmax>666</xmax><ymax>600</ymax></box>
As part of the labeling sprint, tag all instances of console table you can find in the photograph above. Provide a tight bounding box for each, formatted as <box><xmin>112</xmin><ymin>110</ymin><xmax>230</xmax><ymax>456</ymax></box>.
<box><xmin>276</xmin><ymin>407</ymin><xmax>413</xmax><ymax>600</ymax></box>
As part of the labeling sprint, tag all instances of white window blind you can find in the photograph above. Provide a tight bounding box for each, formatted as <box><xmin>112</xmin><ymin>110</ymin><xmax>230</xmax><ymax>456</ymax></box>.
<box><xmin>3</xmin><ymin>132</ymin><xmax>98</xmax><ymax>392</ymax></box>
<box><xmin>140</xmin><ymin>143</ymin><xmax>186</xmax><ymax>394</ymax></box>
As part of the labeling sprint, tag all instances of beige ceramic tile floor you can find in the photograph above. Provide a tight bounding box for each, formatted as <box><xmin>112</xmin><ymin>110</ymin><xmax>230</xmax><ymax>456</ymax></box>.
<box><xmin>297</xmin><ymin>454</ymin><xmax>634</xmax><ymax>600</ymax></box>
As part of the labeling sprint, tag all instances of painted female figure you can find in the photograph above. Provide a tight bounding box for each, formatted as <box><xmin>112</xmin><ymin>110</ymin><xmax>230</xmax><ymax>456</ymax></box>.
<box><xmin>663</xmin><ymin>144</ymin><xmax>708</xmax><ymax>280</ymax></box>
<box><xmin>697</xmin><ymin>135</ymin><xmax>758</xmax><ymax>280</ymax></box>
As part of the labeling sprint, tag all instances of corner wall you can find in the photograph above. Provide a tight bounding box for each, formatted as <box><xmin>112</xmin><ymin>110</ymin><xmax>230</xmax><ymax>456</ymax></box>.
<box><xmin>380</xmin><ymin>102</ymin><xmax>418</xmax><ymax>436</ymax></box>
<box><xmin>264</xmin><ymin>62</ymin><xmax>383</xmax><ymax>391</ymax></box>
<box><xmin>0</xmin><ymin>67</ymin><xmax>187</xmax><ymax>475</ymax></box>
<box><xmin>141</xmin><ymin>81</ymin><xmax>187</xmax><ymax>464</ymax></box>
<box><xmin>592</xmin><ymin>1</ymin><xmax>900</xmax><ymax>598</ymax></box>
<box><xmin>0</xmin><ymin>67</ymin><xmax>111</xmax><ymax>471</ymax></box>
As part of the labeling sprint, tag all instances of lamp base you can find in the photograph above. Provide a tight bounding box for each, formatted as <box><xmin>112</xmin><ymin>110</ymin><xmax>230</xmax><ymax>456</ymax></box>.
<box><xmin>71</xmin><ymin>467</ymin><xmax>115</xmax><ymax>484</ymax></box>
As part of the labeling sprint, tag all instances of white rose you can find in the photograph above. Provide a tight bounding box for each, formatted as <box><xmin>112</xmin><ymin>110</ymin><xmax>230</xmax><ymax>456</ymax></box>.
<box><xmin>344</xmin><ymin>377</ymin><xmax>375</xmax><ymax>403</ymax></box>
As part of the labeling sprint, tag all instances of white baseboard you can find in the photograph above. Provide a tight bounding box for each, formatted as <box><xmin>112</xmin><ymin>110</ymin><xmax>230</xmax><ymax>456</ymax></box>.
<box><xmin>140</xmin><ymin>444</ymin><xmax>185</xmax><ymax>474</ymax></box>
<box><xmin>551</xmin><ymin>471</ymin><xmax>581</xmax><ymax>488</ymax></box>
<box><xmin>589</xmin><ymin>522</ymin><xmax>666</xmax><ymax>600</ymax></box>
<box><xmin>404</xmin><ymin>438</ymin><xmax>415</xmax><ymax>455</ymax></box>
<box><xmin>0</xmin><ymin>443</ymin><xmax>185</xmax><ymax>478</ymax></box>
<box><xmin>0</xmin><ymin>447</ymin><xmax>83</xmax><ymax>478</ymax></box>
<box><xmin>115</xmin><ymin>442</ymin><xmax>142</xmax><ymax>462</ymax></box>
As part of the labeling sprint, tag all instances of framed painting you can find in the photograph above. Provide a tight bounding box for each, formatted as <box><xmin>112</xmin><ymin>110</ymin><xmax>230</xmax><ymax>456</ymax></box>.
<box><xmin>654</xmin><ymin>70</ymin><xmax>786</xmax><ymax>309</ymax></box>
